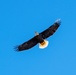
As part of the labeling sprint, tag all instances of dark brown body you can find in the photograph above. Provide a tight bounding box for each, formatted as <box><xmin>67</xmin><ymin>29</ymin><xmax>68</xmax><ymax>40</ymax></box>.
<box><xmin>16</xmin><ymin>19</ymin><xmax>61</xmax><ymax>51</ymax></box>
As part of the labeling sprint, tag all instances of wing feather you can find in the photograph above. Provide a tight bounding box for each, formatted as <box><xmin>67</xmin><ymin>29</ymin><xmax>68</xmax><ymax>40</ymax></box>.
<box><xmin>17</xmin><ymin>36</ymin><xmax>38</xmax><ymax>51</ymax></box>
<box><xmin>16</xmin><ymin>19</ymin><xmax>61</xmax><ymax>51</ymax></box>
<box><xmin>40</xmin><ymin>23</ymin><xmax>60</xmax><ymax>39</ymax></box>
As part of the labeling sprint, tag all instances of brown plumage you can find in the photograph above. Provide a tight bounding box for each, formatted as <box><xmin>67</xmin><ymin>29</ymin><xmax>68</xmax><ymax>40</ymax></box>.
<box><xmin>16</xmin><ymin>19</ymin><xmax>61</xmax><ymax>51</ymax></box>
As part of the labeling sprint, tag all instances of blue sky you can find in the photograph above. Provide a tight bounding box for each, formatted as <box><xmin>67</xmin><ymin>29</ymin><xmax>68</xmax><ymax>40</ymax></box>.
<box><xmin>0</xmin><ymin>0</ymin><xmax>76</xmax><ymax>75</ymax></box>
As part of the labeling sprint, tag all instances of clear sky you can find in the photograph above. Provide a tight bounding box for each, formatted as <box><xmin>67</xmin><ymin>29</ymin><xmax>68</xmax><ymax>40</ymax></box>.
<box><xmin>0</xmin><ymin>0</ymin><xmax>76</xmax><ymax>75</ymax></box>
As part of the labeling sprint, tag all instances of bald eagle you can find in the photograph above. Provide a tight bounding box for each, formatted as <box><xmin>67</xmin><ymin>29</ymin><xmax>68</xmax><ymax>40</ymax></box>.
<box><xmin>16</xmin><ymin>19</ymin><xmax>61</xmax><ymax>51</ymax></box>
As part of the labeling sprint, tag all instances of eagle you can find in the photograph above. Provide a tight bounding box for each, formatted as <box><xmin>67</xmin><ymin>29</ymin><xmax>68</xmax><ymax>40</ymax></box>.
<box><xmin>16</xmin><ymin>19</ymin><xmax>61</xmax><ymax>51</ymax></box>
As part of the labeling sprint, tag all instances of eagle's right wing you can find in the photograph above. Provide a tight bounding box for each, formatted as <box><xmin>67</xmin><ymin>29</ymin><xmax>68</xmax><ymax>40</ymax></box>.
<box><xmin>16</xmin><ymin>36</ymin><xmax>38</xmax><ymax>51</ymax></box>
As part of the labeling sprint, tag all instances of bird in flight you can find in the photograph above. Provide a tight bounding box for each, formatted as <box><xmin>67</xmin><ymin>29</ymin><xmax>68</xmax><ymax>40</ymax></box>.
<box><xmin>16</xmin><ymin>19</ymin><xmax>61</xmax><ymax>51</ymax></box>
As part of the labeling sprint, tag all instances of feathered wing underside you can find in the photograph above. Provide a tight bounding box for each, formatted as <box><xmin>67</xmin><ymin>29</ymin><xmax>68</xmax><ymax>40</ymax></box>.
<box><xmin>40</xmin><ymin>23</ymin><xmax>60</xmax><ymax>39</ymax></box>
<box><xmin>17</xmin><ymin>36</ymin><xmax>38</xmax><ymax>51</ymax></box>
<box><xmin>16</xmin><ymin>19</ymin><xmax>61</xmax><ymax>51</ymax></box>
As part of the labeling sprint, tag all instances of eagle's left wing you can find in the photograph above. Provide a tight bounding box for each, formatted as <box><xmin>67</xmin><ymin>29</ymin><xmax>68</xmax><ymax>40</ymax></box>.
<box><xmin>39</xmin><ymin>19</ymin><xmax>61</xmax><ymax>39</ymax></box>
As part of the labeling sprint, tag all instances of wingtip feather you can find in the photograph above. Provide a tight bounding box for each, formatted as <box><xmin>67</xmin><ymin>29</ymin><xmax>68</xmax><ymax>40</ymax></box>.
<box><xmin>55</xmin><ymin>19</ymin><xmax>61</xmax><ymax>25</ymax></box>
<box><xmin>14</xmin><ymin>45</ymin><xmax>20</xmax><ymax>52</ymax></box>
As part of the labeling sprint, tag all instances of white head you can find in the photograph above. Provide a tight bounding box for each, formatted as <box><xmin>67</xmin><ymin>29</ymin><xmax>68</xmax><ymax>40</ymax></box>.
<box><xmin>35</xmin><ymin>32</ymin><xmax>39</xmax><ymax>36</ymax></box>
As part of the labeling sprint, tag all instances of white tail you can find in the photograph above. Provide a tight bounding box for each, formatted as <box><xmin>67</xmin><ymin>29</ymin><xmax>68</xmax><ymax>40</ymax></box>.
<box><xmin>39</xmin><ymin>40</ymin><xmax>49</xmax><ymax>49</ymax></box>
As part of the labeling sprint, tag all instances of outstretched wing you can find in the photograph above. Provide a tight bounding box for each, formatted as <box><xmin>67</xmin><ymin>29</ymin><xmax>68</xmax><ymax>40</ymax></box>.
<box><xmin>16</xmin><ymin>36</ymin><xmax>38</xmax><ymax>51</ymax></box>
<box><xmin>16</xmin><ymin>19</ymin><xmax>61</xmax><ymax>51</ymax></box>
<box><xmin>40</xmin><ymin>19</ymin><xmax>61</xmax><ymax>39</ymax></box>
